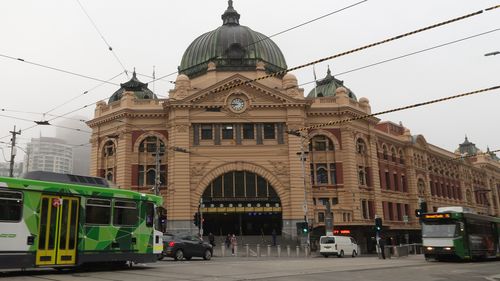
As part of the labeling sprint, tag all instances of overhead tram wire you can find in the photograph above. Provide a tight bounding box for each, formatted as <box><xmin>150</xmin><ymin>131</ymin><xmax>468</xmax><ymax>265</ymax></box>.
<box><xmin>246</xmin><ymin>0</ymin><xmax>368</xmax><ymax>49</ymax></box>
<box><xmin>147</xmin><ymin>0</ymin><xmax>368</xmax><ymax>84</ymax></box>
<box><xmin>0</xmin><ymin>113</ymin><xmax>91</xmax><ymax>134</ymax></box>
<box><xmin>44</xmin><ymin>71</ymin><xmax>126</xmax><ymax>115</ymax></box>
<box><xmin>288</xmin><ymin>85</ymin><xmax>500</xmax><ymax>134</ymax></box>
<box><xmin>0</xmin><ymin>53</ymin><xmax>121</xmax><ymax>86</ymax></box>
<box><xmin>208</xmin><ymin>5</ymin><xmax>500</xmax><ymax>95</ymax></box>
<box><xmin>76</xmin><ymin>0</ymin><xmax>129</xmax><ymax>77</ymax></box>
<box><xmin>295</xmin><ymin>28</ymin><xmax>500</xmax><ymax>88</ymax></box>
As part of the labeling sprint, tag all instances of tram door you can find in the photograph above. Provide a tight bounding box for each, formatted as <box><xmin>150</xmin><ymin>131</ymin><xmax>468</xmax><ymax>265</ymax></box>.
<box><xmin>36</xmin><ymin>195</ymin><xmax>80</xmax><ymax>266</ymax></box>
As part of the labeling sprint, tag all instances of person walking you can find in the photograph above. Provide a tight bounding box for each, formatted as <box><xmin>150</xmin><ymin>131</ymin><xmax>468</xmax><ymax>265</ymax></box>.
<box><xmin>378</xmin><ymin>236</ymin><xmax>386</xmax><ymax>259</ymax></box>
<box><xmin>225</xmin><ymin>234</ymin><xmax>231</xmax><ymax>249</ymax></box>
<box><xmin>208</xmin><ymin>232</ymin><xmax>215</xmax><ymax>247</ymax></box>
<box><xmin>230</xmin><ymin>234</ymin><xmax>237</xmax><ymax>256</ymax></box>
<box><xmin>271</xmin><ymin>229</ymin><xmax>277</xmax><ymax>246</ymax></box>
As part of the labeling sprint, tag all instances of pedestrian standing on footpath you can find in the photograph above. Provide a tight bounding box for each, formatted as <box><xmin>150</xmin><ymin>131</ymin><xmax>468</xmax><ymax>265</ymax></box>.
<box><xmin>208</xmin><ymin>232</ymin><xmax>215</xmax><ymax>247</ymax></box>
<box><xmin>378</xmin><ymin>235</ymin><xmax>386</xmax><ymax>259</ymax></box>
<box><xmin>230</xmin><ymin>234</ymin><xmax>237</xmax><ymax>256</ymax></box>
<box><xmin>271</xmin><ymin>229</ymin><xmax>277</xmax><ymax>246</ymax></box>
<box><xmin>225</xmin><ymin>234</ymin><xmax>231</xmax><ymax>249</ymax></box>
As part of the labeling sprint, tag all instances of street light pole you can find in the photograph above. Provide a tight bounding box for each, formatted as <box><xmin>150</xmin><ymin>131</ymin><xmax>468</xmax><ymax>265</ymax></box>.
<box><xmin>9</xmin><ymin>126</ymin><xmax>21</xmax><ymax>177</ymax></box>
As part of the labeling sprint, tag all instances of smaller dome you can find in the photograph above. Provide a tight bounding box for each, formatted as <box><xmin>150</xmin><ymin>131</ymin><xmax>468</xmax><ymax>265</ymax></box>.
<box><xmin>359</xmin><ymin>97</ymin><xmax>369</xmax><ymax>104</ymax></box>
<box><xmin>307</xmin><ymin>67</ymin><xmax>356</xmax><ymax>100</ymax></box>
<box><xmin>176</xmin><ymin>74</ymin><xmax>189</xmax><ymax>82</ymax></box>
<box><xmin>283</xmin><ymin>73</ymin><xmax>297</xmax><ymax>82</ymax></box>
<box><xmin>282</xmin><ymin>73</ymin><xmax>297</xmax><ymax>88</ymax></box>
<box><xmin>108</xmin><ymin>70</ymin><xmax>157</xmax><ymax>103</ymax></box>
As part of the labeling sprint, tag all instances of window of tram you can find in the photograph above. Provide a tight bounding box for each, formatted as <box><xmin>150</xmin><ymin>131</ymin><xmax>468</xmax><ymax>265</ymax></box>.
<box><xmin>0</xmin><ymin>190</ymin><xmax>22</xmax><ymax>222</ymax></box>
<box><xmin>113</xmin><ymin>200</ymin><xmax>138</xmax><ymax>226</ymax></box>
<box><xmin>85</xmin><ymin>198</ymin><xmax>111</xmax><ymax>225</ymax></box>
<box><xmin>145</xmin><ymin>202</ymin><xmax>154</xmax><ymax>228</ymax></box>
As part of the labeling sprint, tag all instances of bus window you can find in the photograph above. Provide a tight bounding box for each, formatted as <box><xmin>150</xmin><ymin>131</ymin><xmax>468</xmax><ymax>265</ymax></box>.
<box><xmin>85</xmin><ymin>198</ymin><xmax>111</xmax><ymax>225</ymax></box>
<box><xmin>113</xmin><ymin>200</ymin><xmax>138</xmax><ymax>226</ymax></box>
<box><xmin>145</xmin><ymin>202</ymin><xmax>154</xmax><ymax>228</ymax></box>
<box><xmin>422</xmin><ymin>222</ymin><xmax>458</xmax><ymax>238</ymax></box>
<box><xmin>0</xmin><ymin>190</ymin><xmax>23</xmax><ymax>222</ymax></box>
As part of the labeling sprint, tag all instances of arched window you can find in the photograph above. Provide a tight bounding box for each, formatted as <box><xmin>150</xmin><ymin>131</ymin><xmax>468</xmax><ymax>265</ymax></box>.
<box><xmin>146</xmin><ymin>169</ymin><xmax>156</xmax><ymax>186</ymax></box>
<box><xmin>103</xmin><ymin>140</ymin><xmax>115</xmax><ymax>157</ymax></box>
<box><xmin>391</xmin><ymin>147</ymin><xmax>397</xmax><ymax>162</ymax></box>
<box><xmin>417</xmin><ymin>179</ymin><xmax>425</xmax><ymax>195</ymax></box>
<box><xmin>382</xmin><ymin>145</ymin><xmax>388</xmax><ymax>160</ymax></box>
<box><xmin>399</xmin><ymin>150</ymin><xmax>404</xmax><ymax>164</ymax></box>
<box><xmin>316</xmin><ymin>164</ymin><xmax>328</xmax><ymax>184</ymax></box>
<box><xmin>356</xmin><ymin>138</ymin><xmax>366</xmax><ymax>154</ymax></box>
<box><xmin>139</xmin><ymin>136</ymin><xmax>165</xmax><ymax>153</ymax></box>
<box><xmin>310</xmin><ymin>135</ymin><xmax>334</xmax><ymax>151</ymax></box>
<box><xmin>106</xmin><ymin>171</ymin><xmax>113</xmax><ymax>181</ymax></box>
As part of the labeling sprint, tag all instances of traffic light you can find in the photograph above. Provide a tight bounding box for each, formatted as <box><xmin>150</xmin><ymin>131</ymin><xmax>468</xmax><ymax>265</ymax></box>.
<box><xmin>415</xmin><ymin>209</ymin><xmax>422</xmax><ymax>217</ymax></box>
<box><xmin>420</xmin><ymin>201</ymin><xmax>428</xmax><ymax>213</ymax></box>
<box><xmin>296</xmin><ymin>222</ymin><xmax>308</xmax><ymax>235</ymax></box>
<box><xmin>193</xmin><ymin>212</ymin><xmax>200</xmax><ymax>227</ymax></box>
<box><xmin>374</xmin><ymin>217</ymin><xmax>383</xmax><ymax>232</ymax></box>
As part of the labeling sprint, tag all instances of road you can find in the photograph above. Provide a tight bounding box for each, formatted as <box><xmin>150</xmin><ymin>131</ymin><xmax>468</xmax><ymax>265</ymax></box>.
<box><xmin>1</xmin><ymin>255</ymin><xmax>499</xmax><ymax>281</ymax></box>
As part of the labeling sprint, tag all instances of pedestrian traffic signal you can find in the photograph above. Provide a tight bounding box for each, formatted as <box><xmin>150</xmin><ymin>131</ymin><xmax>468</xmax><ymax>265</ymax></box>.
<box><xmin>296</xmin><ymin>222</ymin><xmax>308</xmax><ymax>235</ymax></box>
<box><xmin>374</xmin><ymin>217</ymin><xmax>383</xmax><ymax>232</ymax></box>
<box><xmin>193</xmin><ymin>212</ymin><xmax>200</xmax><ymax>227</ymax></box>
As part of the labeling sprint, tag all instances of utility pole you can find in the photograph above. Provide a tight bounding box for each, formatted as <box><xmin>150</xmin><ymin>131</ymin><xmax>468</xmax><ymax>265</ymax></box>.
<box><xmin>153</xmin><ymin>142</ymin><xmax>164</xmax><ymax>196</ymax></box>
<box><xmin>199</xmin><ymin>198</ymin><xmax>204</xmax><ymax>237</ymax></box>
<box><xmin>9</xmin><ymin>126</ymin><xmax>21</xmax><ymax>177</ymax></box>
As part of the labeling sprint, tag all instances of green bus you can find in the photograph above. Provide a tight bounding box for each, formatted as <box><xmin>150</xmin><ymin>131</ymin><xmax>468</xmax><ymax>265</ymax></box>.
<box><xmin>422</xmin><ymin>207</ymin><xmax>500</xmax><ymax>261</ymax></box>
<box><xmin>0</xmin><ymin>172</ymin><xmax>164</xmax><ymax>270</ymax></box>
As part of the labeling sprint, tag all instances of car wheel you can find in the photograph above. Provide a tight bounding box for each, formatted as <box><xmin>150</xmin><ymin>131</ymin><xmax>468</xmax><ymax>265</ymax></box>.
<box><xmin>203</xmin><ymin>249</ymin><xmax>212</xmax><ymax>260</ymax></box>
<box><xmin>157</xmin><ymin>254</ymin><xmax>164</xmax><ymax>261</ymax></box>
<box><xmin>352</xmin><ymin>250</ymin><xmax>357</xmax><ymax>257</ymax></box>
<box><xmin>174</xmin><ymin>249</ymin><xmax>184</xmax><ymax>261</ymax></box>
<box><xmin>322</xmin><ymin>254</ymin><xmax>328</xmax><ymax>258</ymax></box>
<box><xmin>185</xmin><ymin>256</ymin><xmax>192</xmax><ymax>261</ymax></box>
<box><xmin>338</xmin><ymin>250</ymin><xmax>344</xmax><ymax>258</ymax></box>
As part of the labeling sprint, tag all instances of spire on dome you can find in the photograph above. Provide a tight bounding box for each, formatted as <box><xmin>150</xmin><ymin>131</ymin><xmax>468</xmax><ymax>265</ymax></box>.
<box><xmin>221</xmin><ymin>0</ymin><xmax>240</xmax><ymax>25</ymax></box>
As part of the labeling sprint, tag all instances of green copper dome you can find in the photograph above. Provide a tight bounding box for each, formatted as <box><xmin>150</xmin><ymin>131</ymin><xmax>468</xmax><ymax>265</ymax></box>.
<box><xmin>307</xmin><ymin>67</ymin><xmax>357</xmax><ymax>100</ymax></box>
<box><xmin>108</xmin><ymin>70</ymin><xmax>157</xmax><ymax>103</ymax></box>
<box><xmin>179</xmin><ymin>1</ymin><xmax>287</xmax><ymax>78</ymax></box>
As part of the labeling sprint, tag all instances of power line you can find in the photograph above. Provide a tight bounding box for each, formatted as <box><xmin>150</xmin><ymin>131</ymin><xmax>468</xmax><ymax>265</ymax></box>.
<box><xmin>0</xmin><ymin>53</ymin><xmax>121</xmax><ymax>86</ymax></box>
<box><xmin>210</xmin><ymin>5</ymin><xmax>498</xmax><ymax>94</ymax></box>
<box><xmin>148</xmin><ymin>1</ymin><xmax>368</xmax><ymax>84</ymax></box>
<box><xmin>296</xmin><ymin>28</ymin><xmax>500</xmax><ymax>88</ymax></box>
<box><xmin>44</xmin><ymin>71</ymin><xmax>125</xmax><ymax>115</ymax></box>
<box><xmin>290</xmin><ymin>85</ymin><xmax>500</xmax><ymax>133</ymax></box>
<box><xmin>75</xmin><ymin>0</ymin><xmax>129</xmax><ymax>77</ymax></box>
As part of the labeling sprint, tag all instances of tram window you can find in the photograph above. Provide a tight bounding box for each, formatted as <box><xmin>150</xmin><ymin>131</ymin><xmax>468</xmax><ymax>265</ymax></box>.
<box><xmin>113</xmin><ymin>200</ymin><xmax>138</xmax><ymax>226</ymax></box>
<box><xmin>85</xmin><ymin>198</ymin><xmax>111</xmax><ymax>225</ymax></box>
<box><xmin>145</xmin><ymin>202</ymin><xmax>154</xmax><ymax>228</ymax></box>
<box><xmin>0</xmin><ymin>190</ymin><xmax>23</xmax><ymax>222</ymax></box>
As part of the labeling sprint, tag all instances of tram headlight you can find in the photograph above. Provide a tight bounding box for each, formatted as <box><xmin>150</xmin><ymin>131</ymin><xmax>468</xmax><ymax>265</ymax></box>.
<box><xmin>426</xmin><ymin>247</ymin><xmax>433</xmax><ymax>251</ymax></box>
<box><xmin>444</xmin><ymin>247</ymin><xmax>452</xmax><ymax>251</ymax></box>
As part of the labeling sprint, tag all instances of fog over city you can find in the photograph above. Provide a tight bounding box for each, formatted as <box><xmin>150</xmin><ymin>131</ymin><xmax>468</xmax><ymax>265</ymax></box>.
<box><xmin>1</xmin><ymin>0</ymin><xmax>499</xmax><ymax>162</ymax></box>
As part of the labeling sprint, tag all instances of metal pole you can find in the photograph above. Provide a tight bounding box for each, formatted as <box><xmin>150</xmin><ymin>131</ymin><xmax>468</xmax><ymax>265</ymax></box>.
<box><xmin>9</xmin><ymin>126</ymin><xmax>21</xmax><ymax>177</ymax></box>
<box><xmin>199</xmin><ymin>198</ymin><xmax>204</xmax><ymax>236</ymax></box>
<box><xmin>299</xmin><ymin>135</ymin><xmax>310</xmax><ymax>247</ymax></box>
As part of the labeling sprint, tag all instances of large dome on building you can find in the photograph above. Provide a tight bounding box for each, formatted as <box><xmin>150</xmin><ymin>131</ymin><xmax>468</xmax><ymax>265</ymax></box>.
<box><xmin>179</xmin><ymin>1</ymin><xmax>287</xmax><ymax>78</ymax></box>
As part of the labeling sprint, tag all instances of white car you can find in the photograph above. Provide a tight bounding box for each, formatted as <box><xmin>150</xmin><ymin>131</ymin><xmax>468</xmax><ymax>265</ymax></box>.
<box><xmin>319</xmin><ymin>235</ymin><xmax>359</xmax><ymax>258</ymax></box>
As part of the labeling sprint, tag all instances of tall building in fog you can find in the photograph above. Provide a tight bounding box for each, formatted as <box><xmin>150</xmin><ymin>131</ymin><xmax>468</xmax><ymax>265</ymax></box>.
<box><xmin>55</xmin><ymin>115</ymin><xmax>91</xmax><ymax>175</ymax></box>
<box><xmin>24</xmin><ymin>137</ymin><xmax>73</xmax><ymax>173</ymax></box>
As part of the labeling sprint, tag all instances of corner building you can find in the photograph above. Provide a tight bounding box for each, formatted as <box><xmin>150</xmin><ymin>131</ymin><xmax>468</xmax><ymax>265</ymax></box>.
<box><xmin>87</xmin><ymin>2</ymin><xmax>500</xmax><ymax>253</ymax></box>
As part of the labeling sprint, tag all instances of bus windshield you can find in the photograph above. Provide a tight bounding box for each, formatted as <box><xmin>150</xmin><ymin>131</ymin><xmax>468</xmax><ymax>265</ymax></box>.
<box><xmin>422</xmin><ymin>223</ymin><xmax>458</xmax><ymax>238</ymax></box>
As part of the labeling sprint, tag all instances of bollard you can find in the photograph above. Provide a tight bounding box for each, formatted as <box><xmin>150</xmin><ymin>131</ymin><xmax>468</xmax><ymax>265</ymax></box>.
<box><xmin>287</xmin><ymin>245</ymin><xmax>291</xmax><ymax>257</ymax></box>
<box><xmin>221</xmin><ymin>245</ymin><xmax>225</xmax><ymax>257</ymax></box>
<box><xmin>245</xmin><ymin>244</ymin><xmax>249</xmax><ymax>257</ymax></box>
<box><xmin>234</xmin><ymin>245</ymin><xmax>238</xmax><ymax>256</ymax></box>
<box><xmin>257</xmin><ymin>244</ymin><xmax>261</xmax><ymax>257</ymax></box>
<box><xmin>304</xmin><ymin>245</ymin><xmax>308</xmax><ymax>257</ymax></box>
<box><xmin>277</xmin><ymin>245</ymin><xmax>281</xmax><ymax>257</ymax></box>
<box><xmin>267</xmin><ymin>245</ymin><xmax>271</xmax><ymax>257</ymax></box>
<box><xmin>296</xmin><ymin>245</ymin><xmax>300</xmax><ymax>257</ymax></box>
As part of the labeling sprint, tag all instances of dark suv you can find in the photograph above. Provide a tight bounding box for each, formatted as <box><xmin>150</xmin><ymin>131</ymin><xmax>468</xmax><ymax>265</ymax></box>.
<box><xmin>160</xmin><ymin>234</ymin><xmax>213</xmax><ymax>261</ymax></box>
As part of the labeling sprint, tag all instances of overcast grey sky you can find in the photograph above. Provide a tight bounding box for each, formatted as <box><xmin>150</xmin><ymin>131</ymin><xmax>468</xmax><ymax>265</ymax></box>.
<box><xmin>0</xmin><ymin>0</ymin><xmax>499</xmax><ymax>163</ymax></box>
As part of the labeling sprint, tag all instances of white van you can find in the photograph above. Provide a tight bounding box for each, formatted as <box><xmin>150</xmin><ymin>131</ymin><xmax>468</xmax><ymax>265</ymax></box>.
<box><xmin>319</xmin><ymin>235</ymin><xmax>359</xmax><ymax>258</ymax></box>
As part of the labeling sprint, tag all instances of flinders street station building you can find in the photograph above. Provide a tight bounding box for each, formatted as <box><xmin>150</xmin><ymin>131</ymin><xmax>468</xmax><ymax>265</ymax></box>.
<box><xmin>87</xmin><ymin>2</ymin><xmax>500</xmax><ymax>252</ymax></box>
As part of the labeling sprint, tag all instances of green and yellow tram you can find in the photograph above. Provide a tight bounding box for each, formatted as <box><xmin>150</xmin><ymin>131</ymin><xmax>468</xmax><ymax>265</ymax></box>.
<box><xmin>0</xmin><ymin>172</ymin><xmax>164</xmax><ymax>270</ymax></box>
<box><xmin>422</xmin><ymin>207</ymin><xmax>500</xmax><ymax>261</ymax></box>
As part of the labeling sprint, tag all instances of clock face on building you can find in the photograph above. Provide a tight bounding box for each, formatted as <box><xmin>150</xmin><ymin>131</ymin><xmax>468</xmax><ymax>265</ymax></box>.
<box><xmin>230</xmin><ymin>97</ymin><xmax>245</xmax><ymax>111</ymax></box>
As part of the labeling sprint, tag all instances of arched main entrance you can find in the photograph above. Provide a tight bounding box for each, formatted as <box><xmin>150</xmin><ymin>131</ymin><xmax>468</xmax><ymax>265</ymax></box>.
<box><xmin>200</xmin><ymin>170</ymin><xmax>282</xmax><ymax>236</ymax></box>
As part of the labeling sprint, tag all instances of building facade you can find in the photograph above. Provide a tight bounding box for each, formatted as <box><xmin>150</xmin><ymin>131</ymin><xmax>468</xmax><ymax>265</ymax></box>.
<box><xmin>87</xmin><ymin>2</ymin><xmax>500</xmax><ymax>252</ymax></box>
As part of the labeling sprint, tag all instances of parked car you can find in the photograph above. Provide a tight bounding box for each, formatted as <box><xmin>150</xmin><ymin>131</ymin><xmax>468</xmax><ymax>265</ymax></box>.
<box><xmin>160</xmin><ymin>233</ymin><xmax>213</xmax><ymax>261</ymax></box>
<box><xmin>319</xmin><ymin>235</ymin><xmax>359</xmax><ymax>258</ymax></box>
